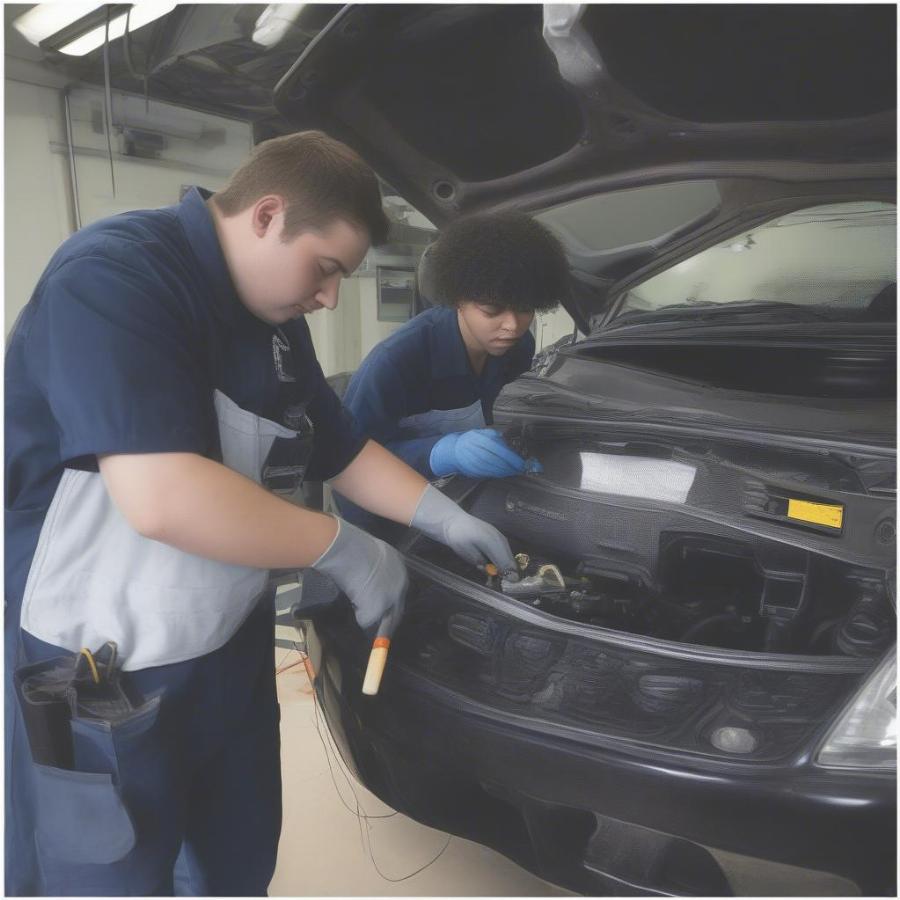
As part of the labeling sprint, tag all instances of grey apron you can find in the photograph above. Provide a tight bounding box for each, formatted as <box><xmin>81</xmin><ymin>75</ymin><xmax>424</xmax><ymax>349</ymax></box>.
<box><xmin>395</xmin><ymin>397</ymin><xmax>487</xmax><ymax>442</ymax></box>
<box><xmin>20</xmin><ymin>390</ymin><xmax>310</xmax><ymax>671</ymax></box>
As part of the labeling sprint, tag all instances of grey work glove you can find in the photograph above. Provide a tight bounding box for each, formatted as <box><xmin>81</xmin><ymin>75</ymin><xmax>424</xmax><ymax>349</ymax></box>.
<box><xmin>313</xmin><ymin>518</ymin><xmax>408</xmax><ymax>637</ymax></box>
<box><xmin>411</xmin><ymin>484</ymin><xmax>516</xmax><ymax>574</ymax></box>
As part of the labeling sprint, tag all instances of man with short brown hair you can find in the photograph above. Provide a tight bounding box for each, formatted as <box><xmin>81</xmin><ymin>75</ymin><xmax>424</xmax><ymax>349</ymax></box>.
<box><xmin>5</xmin><ymin>130</ymin><xmax>514</xmax><ymax>895</ymax></box>
<box><xmin>212</xmin><ymin>130</ymin><xmax>390</xmax><ymax>244</ymax></box>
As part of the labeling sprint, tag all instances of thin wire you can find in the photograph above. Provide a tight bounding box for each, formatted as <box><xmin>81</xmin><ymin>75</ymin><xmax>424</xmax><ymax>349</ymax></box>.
<box><xmin>275</xmin><ymin>658</ymin><xmax>304</xmax><ymax>676</ymax></box>
<box><xmin>277</xmin><ymin>640</ymin><xmax>385</xmax><ymax>825</ymax></box>
<box><xmin>275</xmin><ymin>646</ymin><xmax>296</xmax><ymax>670</ymax></box>
<box><xmin>132</xmin><ymin>1</ymin><xmax>163</xmax><ymax>114</ymax></box>
<box><xmin>309</xmin><ymin>688</ymin><xmax>453</xmax><ymax>881</ymax></box>
<box><xmin>353</xmin><ymin>788</ymin><xmax>367</xmax><ymax>854</ymax></box>
<box><xmin>310</xmin><ymin>688</ymin><xmax>396</xmax><ymax>820</ymax></box>
<box><xmin>63</xmin><ymin>90</ymin><xmax>82</xmax><ymax>231</ymax></box>
<box><xmin>282</xmin><ymin>632</ymin><xmax>406</xmax><ymax>835</ymax></box>
<box><xmin>365</xmin><ymin>819</ymin><xmax>452</xmax><ymax>884</ymax></box>
<box><xmin>122</xmin><ymin>7</ymin><xmax>138</xmax><ymax>79</ymax></box>
<box><xmin>275</xmin><ymin>636</ymin><xmax>455</xmax><ymax>880</ymax></box>
<box><xmin>102</xmin><ymin>7</ymin><xmax>116</xmax><ymax>196</ymax></box>
<box><xmin>312</xmin><ymin>701</ymin><xmax>383</xmax><ymax>853</ymax></box>
<box><xmin>276</xmin><ymin>638</ymin><xmax>311</xmax><ymax>674</ymax></box>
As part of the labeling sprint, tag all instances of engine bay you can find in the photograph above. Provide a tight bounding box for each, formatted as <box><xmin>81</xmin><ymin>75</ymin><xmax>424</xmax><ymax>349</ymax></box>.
<box><xmin>415</xmin><ymin>534</ymin><xmax>893</xmax><ymax>657</ymax></box>
<box><xmin>405</xmin><ymin>434</ymin><xmax>896</xmax><ymax>658</ymax></box>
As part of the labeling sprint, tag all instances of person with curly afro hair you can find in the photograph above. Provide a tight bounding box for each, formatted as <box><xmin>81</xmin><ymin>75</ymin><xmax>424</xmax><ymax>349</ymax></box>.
<box><xmin>337</xmin><ymin>210</ymin><xmax>570</xmax><ymax>533</ymax></box>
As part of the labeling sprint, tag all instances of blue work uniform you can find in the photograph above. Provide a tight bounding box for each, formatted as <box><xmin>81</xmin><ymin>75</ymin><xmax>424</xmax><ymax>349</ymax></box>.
<box><xmin>5</xmin><ymin>188</ymin><xmax>364</xmax><ymax>896</ymax></box>
<box><xmin>336</xmin><ymin>306</ymin><xmax>533</xmax><ymax>530</ymax></box>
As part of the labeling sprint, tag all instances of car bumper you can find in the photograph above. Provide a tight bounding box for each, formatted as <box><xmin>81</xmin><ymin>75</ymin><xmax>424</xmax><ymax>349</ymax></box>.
<box><xmin>302</xmin><ymin>615</ymin><xmax>896</xmax><ymax>897</ymax></box>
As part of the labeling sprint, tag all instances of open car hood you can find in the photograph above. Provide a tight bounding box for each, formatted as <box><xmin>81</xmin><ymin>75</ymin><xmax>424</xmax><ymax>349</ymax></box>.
<box><xmin>273</xmin><ymin>4</ymin><xmax>896</xmax><ymax>329</ymax></box>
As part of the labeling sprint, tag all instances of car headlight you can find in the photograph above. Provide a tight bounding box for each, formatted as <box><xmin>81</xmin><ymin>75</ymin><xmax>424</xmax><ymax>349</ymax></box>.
<box><xmin>817</xmin><ymin>651</ymin><xmax>896</xmax><ymax>770</ymax></box>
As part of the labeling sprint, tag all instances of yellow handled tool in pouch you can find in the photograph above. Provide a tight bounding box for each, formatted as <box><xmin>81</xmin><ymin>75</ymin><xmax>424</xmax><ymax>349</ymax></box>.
<box><xmin>79</xmin><ymin>648</ymin><xmax>101</xmax><ymax>684</ymax></box>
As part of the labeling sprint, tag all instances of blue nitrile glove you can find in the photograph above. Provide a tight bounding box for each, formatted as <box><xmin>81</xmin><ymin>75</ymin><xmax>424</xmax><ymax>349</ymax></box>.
<box><xmin>429</xmin><ymin>429</ymin><xmax>543</xmax><ymax>479</ymax></box>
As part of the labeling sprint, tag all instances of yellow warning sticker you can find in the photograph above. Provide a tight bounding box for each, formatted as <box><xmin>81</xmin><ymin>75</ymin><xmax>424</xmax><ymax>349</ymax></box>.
<box><xmin>787</xmin><ymin>499</ymin><xmax>844</xmax><ymax>529</ymax></box>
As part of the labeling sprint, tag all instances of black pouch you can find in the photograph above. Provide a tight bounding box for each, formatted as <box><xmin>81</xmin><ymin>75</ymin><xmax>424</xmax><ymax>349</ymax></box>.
<box><xmin>13</xmin><ymin>641</ymin><xmax>145</xmax><ymax>769</ymax></box>
<box><xmin>13</xmin><ymin>657</ymin><xmax>75</xmax><ymax>769</ymax></box>
<box><xmin>262</xmin><ymin>404</ymin><xmax>315</xmax><ymax>496</ymax></box>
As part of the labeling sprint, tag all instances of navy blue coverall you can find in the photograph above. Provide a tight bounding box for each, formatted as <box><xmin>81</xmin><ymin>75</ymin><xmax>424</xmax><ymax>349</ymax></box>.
<box><xmin>336</xmin><ymin>305</ymin><xmax>534</xmax><ymax>530</ymax></box>
<box><xmin>5</xmin><ymin>187</ymin><xmax>364</xmax><ymax>895</ymax></box>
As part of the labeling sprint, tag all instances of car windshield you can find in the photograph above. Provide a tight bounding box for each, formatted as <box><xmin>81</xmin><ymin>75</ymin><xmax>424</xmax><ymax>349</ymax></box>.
<box><xmin>615</xmin><ymin>201</ymin><xmax>896</xmax><ymax>323</ymax></box>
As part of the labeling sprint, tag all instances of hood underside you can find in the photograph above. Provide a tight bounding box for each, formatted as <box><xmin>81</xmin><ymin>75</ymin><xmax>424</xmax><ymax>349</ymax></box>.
<box><xmin>274</xmin><ymin>3</ymin><xmax>896</xmax><ymax>226</ymax></box>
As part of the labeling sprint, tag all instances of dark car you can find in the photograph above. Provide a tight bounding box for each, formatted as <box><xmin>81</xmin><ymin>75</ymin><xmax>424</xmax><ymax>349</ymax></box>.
<box><xmin>274</xmin><ymin>5</ymin><xmax>897</xmax><ymax>895</ymax></box>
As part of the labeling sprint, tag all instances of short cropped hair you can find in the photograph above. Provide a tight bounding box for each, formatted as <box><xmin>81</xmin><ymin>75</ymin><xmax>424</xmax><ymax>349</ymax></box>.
<box><xmin>212</xmin><ymin>130</ymin><xmax>390</xmax><ymax>245</ymax></box>
<box><xmin>428</xmin><ymin>211</ymin><xmax>569</xmax><ymax>312</ymax></box>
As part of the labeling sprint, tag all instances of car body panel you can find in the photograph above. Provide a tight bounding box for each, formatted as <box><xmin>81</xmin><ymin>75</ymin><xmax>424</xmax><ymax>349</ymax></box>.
<box><xmin>274</xmin><ymin>5</ymin><xmax>895</xmax><ymax>328</ymax></box>
<box><xmin>273</xmin><ymin>4</ymin><xmax>895</xmax><ymax>223</ymax></box>
<box><xmin>302</xmin><ymin>608</ymin><xmax>894</xmax><ymax>896</ymax></box>
<box><xmin>281</xmin><ymin>5</ymin><xmax>897</xmax><ymax>894</ymax></box>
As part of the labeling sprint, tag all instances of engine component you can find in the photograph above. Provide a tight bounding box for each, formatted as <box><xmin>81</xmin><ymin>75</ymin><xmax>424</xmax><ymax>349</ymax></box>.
<box><xmin>538</xmin><ymin>564</ymin><xmax>566</xmax><ymax>589</ymax></box>
<box><xmin>407</xmin><ymin>496</ymin><xmax>894</xmax><ymax>656</ymax></box>
<box><xmin>835</xmin><ymin>593</ymin><xmax>895</xmax><ymax>657</ymax></box>
<box><xmin>501</xmin><ymin>565</ymin><xmax>567</xmax><ymax>598</ymax></box>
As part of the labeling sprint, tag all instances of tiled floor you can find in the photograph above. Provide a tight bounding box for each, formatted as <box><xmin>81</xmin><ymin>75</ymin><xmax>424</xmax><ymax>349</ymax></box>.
<box><xmin>268</xmin><ymin>649</ymin><xmax>569</xmax><ymax>897</ymax></box>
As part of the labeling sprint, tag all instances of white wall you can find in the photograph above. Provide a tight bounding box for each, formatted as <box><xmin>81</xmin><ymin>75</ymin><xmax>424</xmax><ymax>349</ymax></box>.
<box><xmin>306</xmin><ymin>278</ymin><xmax>365</xmax><ymax>377</ymax></box>
<box><xmin>5</xmin><ymin>76</ymin><xmax>574</xmax><ymax>375</ymax></box>
<box><xmin>5</xmin><ymin>80</ymin><xmax>73</xmax><ymax>333</ymax></box>
<box><xmin>308</xmin><ymin>276</ymin><xmax>404</xmax><ymax>379</ymax></box>
<box><xmin>62</xmin><ymin>86</ymin><xmax>253</xmax><ymax>225</ymax></box>
<box><xmin>358</xmin><ymin>276</ymin><xmax>405</xmax><ymax>362</ymax></box>
<box><xmin>4</xmin><ymin>79</ymin><xmax>253</xmax><ymax>336</ymax></box>
<box><xmin>3</xmin><ymin>76</ymin><xmax>397</xmax><ymax>378</ymax></box>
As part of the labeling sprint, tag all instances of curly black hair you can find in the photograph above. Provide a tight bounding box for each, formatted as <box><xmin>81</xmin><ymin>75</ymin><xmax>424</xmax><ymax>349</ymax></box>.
<box><xmin>427</xmin><ymin>211</ymin><xmax>569</xmax><ymax>313</ymax></box>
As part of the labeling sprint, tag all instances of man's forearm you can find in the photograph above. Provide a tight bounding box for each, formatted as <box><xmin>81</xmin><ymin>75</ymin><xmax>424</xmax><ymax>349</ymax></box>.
<box><xmin>330</xmin><ymin>439</ymin><xmax>428</xmax><ymax>525</ymax></box>
<box><xmin>99</xmin><ymin>452</ymin><xmax>338</xmax><ymax>568</ymax></box>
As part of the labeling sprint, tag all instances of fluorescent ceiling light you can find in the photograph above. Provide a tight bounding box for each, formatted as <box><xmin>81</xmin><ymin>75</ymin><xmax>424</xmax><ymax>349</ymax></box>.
<box><xmin>58</xmin><ymin>2</ymin><xmax>177</xmax><ymax>56</ymax></box>
<box><xmin>59</xmin><ymin>13</ymin><xmax>128</xmax><ymax>55</ymax></box>
<box><xmin>13</xmin><ymin>2</ymin><xmax>105</xmax><ymax>45</ymax></box>
<box><xmin>253</xmin><ymin>4</ymin><xmax>305</xmax><ymax>47</ymax></box>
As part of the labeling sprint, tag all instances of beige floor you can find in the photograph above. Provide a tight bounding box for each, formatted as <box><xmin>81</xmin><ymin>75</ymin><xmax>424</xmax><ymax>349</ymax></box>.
<box><xmin>267</xmin><ymin>645</ymin><xmax>859</xmax><ymax>898</ymax></box>
<box><xmin>268</xmin><ymin>648</ymin><xmax>569</xmax><ymax>897</ymax></box>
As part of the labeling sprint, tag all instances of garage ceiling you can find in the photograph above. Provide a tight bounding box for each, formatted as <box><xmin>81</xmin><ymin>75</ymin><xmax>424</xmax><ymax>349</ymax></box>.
<box><xmin>5</xmin><ymin>3</ymin><xmax>337</xmax><ymax>138</ymax></box>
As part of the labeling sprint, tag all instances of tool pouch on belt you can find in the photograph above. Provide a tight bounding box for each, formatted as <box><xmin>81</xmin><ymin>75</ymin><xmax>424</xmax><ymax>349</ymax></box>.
<box><xmin>261</xmin><ymin>403</ymin><xmax>315</xmax><ymax>496</ymax></box>
<box><xmin>13</xmin><ymin>640</ymin><xmax>150</xmax><ymax>769</ymax></box>
<box><xmin>14</xmin><ymin>642</ymin><xmax>163</xmax><ymax>873</ymax></box>
<box><xmin>263</xmin><ymin>326</ymin><xmax>317</xmax><ymax>498</ymax></box>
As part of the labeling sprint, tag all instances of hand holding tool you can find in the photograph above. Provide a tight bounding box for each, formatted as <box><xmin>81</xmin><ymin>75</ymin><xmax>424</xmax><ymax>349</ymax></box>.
<box><xmin>313</xmin><ymin>518</ymin><xmax>408</xmax><ymax>632</ymax></box>
<box><xmin>411</xmin><ymin>484</ymin><xmax>517</xmax><ymax>574</ymax></box>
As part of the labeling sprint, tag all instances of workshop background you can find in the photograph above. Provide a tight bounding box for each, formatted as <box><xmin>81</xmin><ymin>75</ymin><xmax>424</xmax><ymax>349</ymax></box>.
<box><xmin>6</xmin><ymin>3</ymin><xmax>897</xmax><ymax>896</ymax></box>
<box><xmin>4</xmin><ymin>4</ymin><xmax>577</xmax><ymax>353</ymax></box>
<box><xmin>4</xmin><ymin>3</ymin><xmax>572</xmax><ymax>895</ymax></box>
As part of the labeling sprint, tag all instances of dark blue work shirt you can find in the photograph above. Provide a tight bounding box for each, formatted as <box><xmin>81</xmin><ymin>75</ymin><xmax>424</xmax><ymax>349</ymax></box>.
<box><xmin>342</xmin><ymin>305</ymin><xmax>534</xmax><ymax>478</ymax></box>
<box><xmin>5</xmin><ymin>187</ymin><xmax>364</xmax><ymax>611</ymax></box>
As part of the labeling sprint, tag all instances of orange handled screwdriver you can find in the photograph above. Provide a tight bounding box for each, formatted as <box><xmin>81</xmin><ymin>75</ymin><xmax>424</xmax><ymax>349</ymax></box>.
<box><xmin>362</xmin><ymin>617</ymin><xmax>392</xmax><ymax>696</ymax></box>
